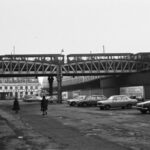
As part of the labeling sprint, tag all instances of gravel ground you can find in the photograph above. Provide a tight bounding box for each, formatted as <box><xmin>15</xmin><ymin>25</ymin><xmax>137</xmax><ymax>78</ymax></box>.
<box><xmin>0</xmin><ymin>101</ymin><xmax>59</xmax><ymax>150</ymax></box>
<box><xmin>0</xmin><ymin>100</ymin><xmax>150</xmax><ymax>150</ymax></box>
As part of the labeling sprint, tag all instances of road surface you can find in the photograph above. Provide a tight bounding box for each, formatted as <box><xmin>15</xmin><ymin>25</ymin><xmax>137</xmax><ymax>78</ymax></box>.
<box><xmin>1</xmin><ymin>101</ymin><xmax>150</xmax><ymax>150</ymax></box>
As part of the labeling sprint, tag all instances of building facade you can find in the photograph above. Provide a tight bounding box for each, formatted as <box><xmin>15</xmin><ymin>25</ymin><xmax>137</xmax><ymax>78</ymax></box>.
<box><xmin>0</xmin><ymin>77</ymin><xmax>41</xmax><ymax>100</ymax></box>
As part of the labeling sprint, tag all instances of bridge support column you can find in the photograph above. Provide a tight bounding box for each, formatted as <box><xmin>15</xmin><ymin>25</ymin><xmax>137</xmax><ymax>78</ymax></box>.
<box><xmin>48</xmin><ymin>76</ymin><xmax>54</xmax><ymax>96</ymax></box>
<box><xmin>57</xmin><ymin>63</ymin><xmax>62</xmax><ymax>103</ymax></box>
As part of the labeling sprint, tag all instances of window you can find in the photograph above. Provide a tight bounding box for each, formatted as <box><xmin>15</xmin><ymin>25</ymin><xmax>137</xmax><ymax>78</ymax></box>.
<box><xmin>91</xmin><ymin>96</ymin><xmax>96</xmax><ymax>100</ymax></box>
<box><xmin>122</xmin><ymin>96</ymin><xmax>128</xmax><ymax>101</ymax></box>
<box><xmin>10</xmin><ymin>86</ymin><xmax>13</xmax><ymax>90</ymax></box>
<box><xmin>5</xmin><ymin>86</ymin><xmax>7</xmax><ymax>90</ymax></box>
<box><xmin>10</xmin><ymin>92</ymin><xmax>13</xmax><ymax>97</ymax></box>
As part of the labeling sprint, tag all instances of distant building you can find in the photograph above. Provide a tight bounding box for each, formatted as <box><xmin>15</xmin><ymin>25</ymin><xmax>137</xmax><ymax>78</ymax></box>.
<box><xmin>42</xmin><ymin>76</ymin><xmax>100</xmax><ymax>89</ymax></box>
<box><xmin>0</xmin><ymin>77</ymin><xmax>41</xmax><ymax>100</ymax></box>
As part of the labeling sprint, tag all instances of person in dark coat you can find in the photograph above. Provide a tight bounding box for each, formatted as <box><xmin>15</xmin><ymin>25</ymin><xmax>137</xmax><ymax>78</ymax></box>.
<box><xmin>41</xmin><ymin>96</ymin><xmax>48</xmax><ymax>115</ymax></box>
<box><xmin>12</xmin><ymin>97</ymin><xmax>20</xmax><ymax>113</ymax></box>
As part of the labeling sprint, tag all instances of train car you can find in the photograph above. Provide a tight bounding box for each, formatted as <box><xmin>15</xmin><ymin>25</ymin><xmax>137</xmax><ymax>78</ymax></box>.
<box><xmin>2</xmin><ymin>54</ymin><xmax>64</xmax><ymax>64</ymax></box>
<box><xmin>134</xmin><ymin>52</ymin><xmax>150</xmax><ymax>62</ymax></box>
<box><xmin>67</xmin><ymin>53</ymin><xmax>134</xmax><ymax>63</ymax></box>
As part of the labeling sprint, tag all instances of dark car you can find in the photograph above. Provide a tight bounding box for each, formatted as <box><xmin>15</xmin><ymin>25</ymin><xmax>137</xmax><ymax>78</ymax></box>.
<box><xmin>77</xmin><ymin>95</ymin><xmax>107</xmax><ymax>107</ymax></box>
<box><xmin>136</xmin><ymin>100</ymin><xmax>150</xmax><ymax>114</ymax></box>
<box><xmin>67</xmin><ymin>95</ymin><xmax>87</xmax><ymax>106</ymax></box>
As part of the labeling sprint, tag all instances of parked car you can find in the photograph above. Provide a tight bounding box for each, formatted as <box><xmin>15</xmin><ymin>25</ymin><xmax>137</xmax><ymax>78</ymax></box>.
<box><xmin>97</xmin><ymin>95</ymin><xmax>137</xmax><ymax>110</ymax></box>
<box><xmin>130</xmin><ymin>96</ymin><xmax>144</xmax><ymax>102</ymax></box>
<box><xmin>77</xmin><ymin>95</ymin><xmax>107</xmax><ymax>107</ymax></box>
<box><xmin>46</xmin><ymin>95</ymin><xmax>58</xmax><ymax>103</ymax></box>
<box><xmin>136</xmin><ymin>100</ymin><xmax>150</xmax><ymax>114</ymax></box>
<box><xmin>23</xmin><ymin>95</ymin><xmax>42</xmax><ymax>102</ymax></box>
<box><xmin>67</xmin><ymin>95</ymin><xmax>87</xmax><ymax>106</ymax></box>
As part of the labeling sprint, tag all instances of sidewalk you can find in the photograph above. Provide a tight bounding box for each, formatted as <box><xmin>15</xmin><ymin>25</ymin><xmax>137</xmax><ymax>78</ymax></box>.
<box><xmin>0</xmin><ymin>107</ymin><xmax>58</xmax><ymax>150</ymax></box>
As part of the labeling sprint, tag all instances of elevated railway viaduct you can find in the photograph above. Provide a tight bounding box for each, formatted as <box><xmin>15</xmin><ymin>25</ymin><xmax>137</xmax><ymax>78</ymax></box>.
<box><xmin>0</xmin><ymin>52</ymin><xmax>150</xmax><ymax>101</ymax></box>
<box><xmin>61</xmin><ymin>72</ymin><xmax>150</xmax><ymax>99</ymax></box>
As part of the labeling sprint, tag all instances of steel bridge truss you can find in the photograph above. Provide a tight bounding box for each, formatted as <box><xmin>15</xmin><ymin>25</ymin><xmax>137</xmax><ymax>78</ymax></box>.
<box><xmin>0</xmin><ymin>60</ymin><xmax>59</xmax><ymax>76</ymax></box>
<box><xmin>0</xmin><ymin>59</ymin><xmax>150</xmax><ymax>77</ymax></box>
<box><xmin>62</xmin><ymin>60</ymin><xmax>150</xmax><ymax>76</ymax></box>
<box><xmin>0</xmin><ymin>54</ymin><xmax>64</xmax><ymax>76</ymax></box>
<box><xmin>0</xmin><ymin>53</ymin><xmax>150</xmax><ymax>103</ymax></box>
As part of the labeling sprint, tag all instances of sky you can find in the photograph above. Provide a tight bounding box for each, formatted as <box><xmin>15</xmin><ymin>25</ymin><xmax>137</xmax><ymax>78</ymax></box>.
<box><xmin>0</xmin><ymin>0</ymin><xmax>150</xmax><ymax>55</ymax></box>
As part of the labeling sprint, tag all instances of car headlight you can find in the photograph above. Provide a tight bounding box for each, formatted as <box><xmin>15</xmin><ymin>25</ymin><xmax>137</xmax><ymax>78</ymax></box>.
<box><xmin>143</xmin><ymin>105</ymin><xmax>147</xmax><ymax>108</ymax></box>
<box><xmin>137</xmin><ymin>103</ymin><xmax>142</xmax><ymax>106</ymax></box>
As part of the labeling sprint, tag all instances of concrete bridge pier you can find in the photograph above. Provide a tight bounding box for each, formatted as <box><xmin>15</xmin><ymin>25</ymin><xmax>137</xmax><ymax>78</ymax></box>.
<box><xmin>57</xmin><ymin>64</ymin><xmax>62</xmax><ymax>103</ymax></box>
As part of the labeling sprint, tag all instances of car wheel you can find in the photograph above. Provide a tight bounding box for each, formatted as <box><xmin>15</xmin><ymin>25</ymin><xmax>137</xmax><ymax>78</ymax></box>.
<box><xmin>70</xmin><ymin>102</ymin><xmax>76</xmax><ymax>106</ymax></box>
<box><xmin>105</xmin><ymin>105</ymin><xmax>111</xmax><ymax>110</ymax></box>
<box><xmin>140</xmin><ymin>109</ymin><xmax>147</xmax><ymax>114</ymax></box>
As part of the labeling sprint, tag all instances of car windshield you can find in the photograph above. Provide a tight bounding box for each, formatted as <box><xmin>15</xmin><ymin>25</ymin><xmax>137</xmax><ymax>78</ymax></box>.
<box><xmin>108</xmin><ymin>96</ymin><xmax>115</xmax><ymax>100</ymax></box>
<box><xmin>78</xmin><ymin>95</ymin><xmax>86</xmax><ymax>100</ymax></box>
<box><xmin>86</xmin><ymin>96</ymin><xmax>92</xmax><ymax>100</ymax></box>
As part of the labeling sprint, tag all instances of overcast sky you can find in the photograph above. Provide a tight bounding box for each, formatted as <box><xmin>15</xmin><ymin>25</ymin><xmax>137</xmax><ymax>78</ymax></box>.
<box><xmin>0</xmin><ymin>0</ymin><xmax>150</xmax><ymax>55</ymax></box>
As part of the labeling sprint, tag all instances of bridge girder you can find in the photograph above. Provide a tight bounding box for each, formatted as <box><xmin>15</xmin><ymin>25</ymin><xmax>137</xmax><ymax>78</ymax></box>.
<box><xmin>62</xmin><ymin>60</ymin><xmax>149</xmax><ymax>76</ymax></box>
<box><xmin>0</xmin><ymin>60</ymin><xmax>150</xmax><ymax>77</ymax></box>
<box><xmin>0</xmin><ymin>60</ymin><xmax>58</xmax><ymax>77</ymax></box>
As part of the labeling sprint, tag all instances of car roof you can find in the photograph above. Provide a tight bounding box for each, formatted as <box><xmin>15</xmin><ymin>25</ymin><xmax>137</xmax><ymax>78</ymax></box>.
<box><xmin>111</xmin><ymin>95</ymin><xmax>127</xmax><ymax>97</ymax></box>
<box><xmin>88</xmin><ymin>95</ymin><xmax>106</xmax><ymax>97</ymax></box>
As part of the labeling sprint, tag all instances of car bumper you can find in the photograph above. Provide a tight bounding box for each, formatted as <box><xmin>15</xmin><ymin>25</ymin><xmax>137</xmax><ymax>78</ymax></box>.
<box><xmin>136</xmin><ymin>106</ymin><xmax>148</xmax><ymax>110</ymax></box>
<box><xmin>97</xmin><ymin>104</ymin><xmax>105</xmax><ymax>107</ymax></box>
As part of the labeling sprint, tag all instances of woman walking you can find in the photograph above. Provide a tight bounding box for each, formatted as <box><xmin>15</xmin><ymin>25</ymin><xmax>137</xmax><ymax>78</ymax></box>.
<box><xmin>12</xmin><ymin>97</ymin><xmax>20</xmax><ymax>113</ymax></box>
<box><xmin>41</xmin><ymin>96</ymin><xmax>48</xmax><ymax>115</ymax></box>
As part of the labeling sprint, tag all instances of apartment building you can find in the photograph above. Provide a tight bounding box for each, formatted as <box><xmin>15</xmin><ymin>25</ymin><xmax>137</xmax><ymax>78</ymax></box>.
<box><xmin>0</xmin><ymin>77</ymin><xmax>42</xmax><ymax>100</ymax></box>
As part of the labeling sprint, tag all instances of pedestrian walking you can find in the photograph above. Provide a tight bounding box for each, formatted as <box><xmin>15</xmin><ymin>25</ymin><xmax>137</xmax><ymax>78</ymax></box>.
<box><xmin>41</xmin><ymin>96</ymin><xmax>48</xmax><ymax>115</ymax></box>
<box><xmin>12</xmin><ymin>97</ymin><xmax>20</xmax><ymax>113</ymax></box>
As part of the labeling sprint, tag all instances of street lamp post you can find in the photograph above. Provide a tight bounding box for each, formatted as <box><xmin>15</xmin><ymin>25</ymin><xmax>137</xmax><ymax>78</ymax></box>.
<box><xmin>25</xmin><ymin>78</ymin><xmax>28</xmax><ymax>95</ymax></box>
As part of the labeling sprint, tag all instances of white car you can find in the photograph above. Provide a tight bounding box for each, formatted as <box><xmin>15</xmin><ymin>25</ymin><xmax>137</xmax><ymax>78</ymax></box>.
<box><xmin>97</xmin><ymin>95</ymin><xmax>137</xmax><ymax>110</ymax></box>
<box><xmin>67</xmin><ymin>95</ymin><xmax>87</xmax><ymax>106</ymax></box>
<box><xmin>23</xmin><ymin>95</ymin><xmax>42</xmax><ymax>102</ymax></box>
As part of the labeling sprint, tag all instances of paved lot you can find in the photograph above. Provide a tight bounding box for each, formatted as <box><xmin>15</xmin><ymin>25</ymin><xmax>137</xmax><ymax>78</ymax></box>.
<box><xmin>0</xmin><ymin>101</ymin><xmax>150</xmax><ymax>150</ymax></box>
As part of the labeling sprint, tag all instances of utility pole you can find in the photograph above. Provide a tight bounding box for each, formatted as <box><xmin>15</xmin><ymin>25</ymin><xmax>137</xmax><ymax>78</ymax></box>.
<box><xmin>102</xmin><ymin>45</ymin><xmax>105</xmax><ymax>53</ymax></box>
<box><xmin>13</xmin><ymin>45</ymin><xmax>15</xmax><ymax>54</ymax></box>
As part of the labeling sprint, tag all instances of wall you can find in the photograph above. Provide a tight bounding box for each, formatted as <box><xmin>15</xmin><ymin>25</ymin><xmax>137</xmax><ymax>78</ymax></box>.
<box><xmin>65</xmin><ymin>72</ymin><xmax>150</xmax><ymax>99</ymax></box>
